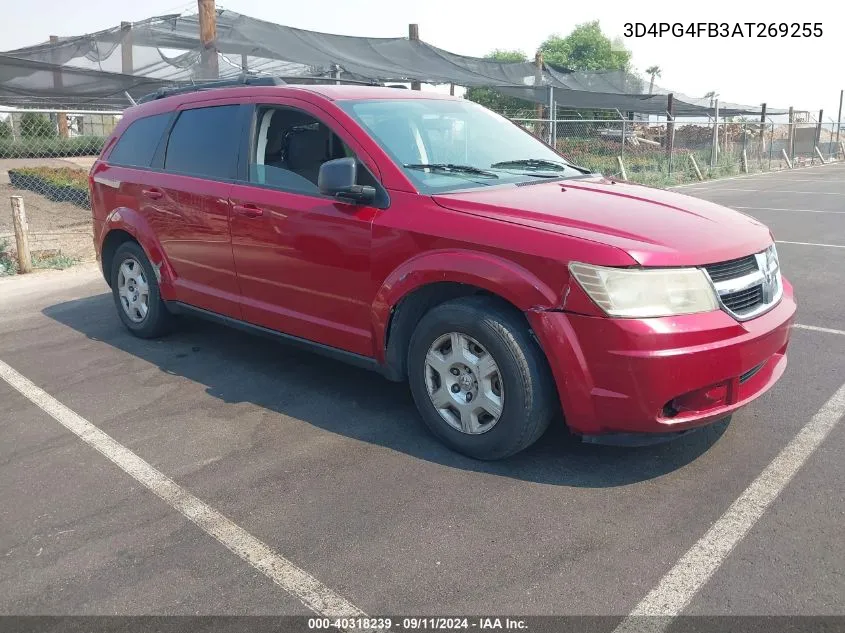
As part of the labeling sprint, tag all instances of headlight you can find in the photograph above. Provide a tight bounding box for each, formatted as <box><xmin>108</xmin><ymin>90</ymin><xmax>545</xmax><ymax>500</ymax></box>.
<box><xmin>569</xmin><ymin>262</ymin><xmax>719</xmax><ymax>318</ymax></box>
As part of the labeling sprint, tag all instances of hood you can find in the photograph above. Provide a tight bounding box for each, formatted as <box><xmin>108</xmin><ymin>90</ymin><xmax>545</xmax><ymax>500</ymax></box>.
<box><xmin>432</xmin><ymin>178</ymin><xmax>773</xmax><ymax>267</ymax></box>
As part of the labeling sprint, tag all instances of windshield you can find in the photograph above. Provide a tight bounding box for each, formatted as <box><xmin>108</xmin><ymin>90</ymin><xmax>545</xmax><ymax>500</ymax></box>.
<box><xmin>339</xmin><ymin>98</ymin><xmax>585</xmax><ymax>193</ymax></box>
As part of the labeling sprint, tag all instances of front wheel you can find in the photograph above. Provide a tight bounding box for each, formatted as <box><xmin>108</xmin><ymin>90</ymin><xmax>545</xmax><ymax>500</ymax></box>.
<box><xmin>407</xmin><ymin>296</ymin><xmax>556</xmax><ymax>460</ymax></box>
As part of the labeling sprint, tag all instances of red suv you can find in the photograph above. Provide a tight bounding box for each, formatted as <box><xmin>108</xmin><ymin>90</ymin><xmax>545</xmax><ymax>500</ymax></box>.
<box><xmin>89</xmin><ymin>82</ymin><xmax>796</xmax><ymax>460</ymax></box>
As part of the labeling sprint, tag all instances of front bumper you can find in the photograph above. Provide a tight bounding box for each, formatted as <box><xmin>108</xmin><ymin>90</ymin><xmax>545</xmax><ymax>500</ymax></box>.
<box><xmin>527</xmin><ymin>278</ymin><xmax>796</xmax><ymax>437</ymax></box>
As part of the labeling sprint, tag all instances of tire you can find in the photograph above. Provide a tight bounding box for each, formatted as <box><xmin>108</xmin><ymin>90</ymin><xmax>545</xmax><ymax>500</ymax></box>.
<box><xmin>110</xmin><ymin>241</ymin><xmax>172</xmax><ymax>339</ymax></box>
<box><xmin>407</xmin><ymin>296</ymin><xmax>556</xmax><ymax>460</ymax></box>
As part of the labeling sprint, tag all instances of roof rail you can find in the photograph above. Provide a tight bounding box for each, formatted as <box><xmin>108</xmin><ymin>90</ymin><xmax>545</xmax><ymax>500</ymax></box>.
<box><xmin>137</xmin><ymin>75</ymin><xmax>286</xmax><ymax>103</ymax></box>
<box><xmin>137</xmin><ymin>73</ymin><xmax>383</xmax><ymax>103</ymax></box>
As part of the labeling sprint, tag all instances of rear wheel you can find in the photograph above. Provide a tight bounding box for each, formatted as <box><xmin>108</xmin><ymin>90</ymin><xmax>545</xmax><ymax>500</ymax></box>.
<box><xmin>407</xmin><ymin>296</ymin><xmax>556</xmax><ymax>460</ymax></box>
<box><xmin>110</xmin><ymin>241</ymin><xmax>172</xmax><ymax>338</ymax></box>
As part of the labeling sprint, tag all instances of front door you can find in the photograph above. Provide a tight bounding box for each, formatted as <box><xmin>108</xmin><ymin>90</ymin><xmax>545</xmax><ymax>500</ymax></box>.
<box><xmin>228</xmin><ymin>101</ymin><xmax>384</xmax><ymax>356</ymax></box>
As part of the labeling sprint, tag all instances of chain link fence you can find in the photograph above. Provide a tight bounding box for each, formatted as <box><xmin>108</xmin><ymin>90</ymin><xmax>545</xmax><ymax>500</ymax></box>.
<box><xmin>507</xmin><ymin>115</ymin><xmax>843</xmax><ymax>186</ymax></box>
<box><xmin>0</xmin><ymin>107</ymin><xmax>121</xmax><ymax>274</ymax></box>
<box><xmin>0</xmin><ymin>104</ymin><xmax>843</xmax><ymax>275</ymax></box>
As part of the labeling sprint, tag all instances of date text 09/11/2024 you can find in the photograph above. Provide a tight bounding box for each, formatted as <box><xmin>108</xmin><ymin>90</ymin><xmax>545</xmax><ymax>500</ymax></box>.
<box><xmin>623</xmin><ymin>22</ymin><xmax>823</xmax><ymax>38</ymax></box>
<box><xmin>307</xmin><ymin>617</ymin><xmax>528</xmax><ymax>630</ymax></box>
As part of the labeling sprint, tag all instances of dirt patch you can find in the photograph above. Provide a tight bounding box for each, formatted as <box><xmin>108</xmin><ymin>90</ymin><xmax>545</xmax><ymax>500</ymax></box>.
<box><xmin>0</xmin><ymin>182</ymin><xmax>95</xmax><ymax>263</ymax></box>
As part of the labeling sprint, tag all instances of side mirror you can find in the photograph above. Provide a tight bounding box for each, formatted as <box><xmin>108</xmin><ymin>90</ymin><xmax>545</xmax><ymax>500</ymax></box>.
<box><xmin>318</xmin><ymin>157</ymin><xmax>376</xmax><ymax>205</ymax></box>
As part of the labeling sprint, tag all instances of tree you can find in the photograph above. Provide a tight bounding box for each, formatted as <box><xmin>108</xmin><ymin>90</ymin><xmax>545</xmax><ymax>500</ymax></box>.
<box><xmin>645</xmin><ymin>65</ymin><xmax>661</xmax><ymax>94</ymax></box>
<box><xmin>464</xmin><ymin>50</ymin><xmax>535</xmax><ymax>115</ymax></box>
<box><xmin>539</xmin><ymin>21</ymin><xmax>631</xmax><ymax>71</ymax></box>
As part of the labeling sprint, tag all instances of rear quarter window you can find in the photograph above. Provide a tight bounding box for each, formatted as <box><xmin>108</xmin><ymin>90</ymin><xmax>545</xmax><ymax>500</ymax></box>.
<box><xmin>107</xmin><ymin>113</ymin><xmax>171</xmax><ymax>168</ymax></box>
<box><xmin>163</xmin><ymin>105</ymin><xmax>241</xmax><ymax>180</ymax></box>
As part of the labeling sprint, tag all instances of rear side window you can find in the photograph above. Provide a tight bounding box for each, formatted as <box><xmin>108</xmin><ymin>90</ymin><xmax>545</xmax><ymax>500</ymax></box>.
<box><xmin>107</xmin><ymin>113</ymin><xmax>170</xmax><ymax>167</ymax></box>
<box><xmin>164</xmin><ymin>105</ymin><xmax>240</xmax><ymax>180</ymax></box>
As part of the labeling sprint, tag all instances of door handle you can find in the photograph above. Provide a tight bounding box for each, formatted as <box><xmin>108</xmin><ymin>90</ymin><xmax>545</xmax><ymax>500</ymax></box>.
<box><xmin>142</xmin><ymin>188</ymin><xmax>163</xmax><ymax>200</ymax></box>
<box><xmin>232</xmin><ymin>203</ymin><xmax>264</xmax><ymax>218</ymax></box>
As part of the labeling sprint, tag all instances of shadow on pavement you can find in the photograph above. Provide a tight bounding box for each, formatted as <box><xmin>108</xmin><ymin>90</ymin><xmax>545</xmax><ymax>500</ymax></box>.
<box><xmin>43</xmin><ymin>293</ymin><xmax>729</xmax><ymax>488</ymax></box>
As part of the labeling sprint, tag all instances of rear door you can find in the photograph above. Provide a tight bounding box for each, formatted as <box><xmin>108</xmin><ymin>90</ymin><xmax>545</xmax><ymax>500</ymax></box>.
<box><xmin>153</xmin><ymin>102</ymin><xmax>248</xmax><ymax>317</ymax></box>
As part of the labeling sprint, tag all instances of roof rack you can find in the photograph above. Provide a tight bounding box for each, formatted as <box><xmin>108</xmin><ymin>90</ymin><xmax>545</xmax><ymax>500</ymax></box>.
<box><xmin>137</xmin><ymin>73</ymin><xmax>383</xmax><ymax>103</ymax></box>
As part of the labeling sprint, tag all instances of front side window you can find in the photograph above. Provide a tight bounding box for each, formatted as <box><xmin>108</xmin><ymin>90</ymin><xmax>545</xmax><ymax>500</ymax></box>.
<box><xmin>339</xmin><ymin>98</ymin><xmax>585</xmax><ymax>193</ymax></box>
<box><xmin>164</xmin><ymin>105</ymin><xmax>240</xmax><ymax>180</ymax></box>
<box><xmin>250</xmin><ymin>106</ymin><xmax>376</xmax><ymax>195</ymax></box>
<box><xmin>108</xmin><ymin>113</ymin><xmax>171</xmax><ymax>168</ymax></box>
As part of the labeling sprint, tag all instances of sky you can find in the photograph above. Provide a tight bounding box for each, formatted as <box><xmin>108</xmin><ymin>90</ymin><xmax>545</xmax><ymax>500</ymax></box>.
<box><xmin>2</xmin><ymin>0</ymin><xmax>842</xmax><ymax>120</ymax></box>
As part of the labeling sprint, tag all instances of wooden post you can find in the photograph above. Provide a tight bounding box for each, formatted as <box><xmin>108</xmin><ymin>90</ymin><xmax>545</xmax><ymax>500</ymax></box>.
<box><xmin>666</xmin><ymin>93</ymin><xmax>675</xmax><ymax>173</ymax></box>
<box><xmin>816</xmin><ymin>108</ymin><xmax>824</xmax><ymax>149</ymax></box>
<box><xmin>120</xmin><ymin>22</ymin><xmax>133</xmax><ymax>75</ymax></box>
<box><xmin>616</xmin><ymin>156</ymin><xmax>628</xmax><ymax>181</ymax></box>
<box><xmin>534</xmin><ymin>51</ymin><xmax>544</xmax><ymax>139</ymax></box>
<box><xmin>197</xmin><ymin>0</ymin><xmax>218</xmax><ymax>79</ymax></box>
<box><xmin>49</xmin><ymin>36</ymin><xmax>69</xmax><ymax>139</ymax></box>
<box><xmin>741</xmin><ymin>149</ymin><xmax>748</xmax><ymax>173</ymax></box>
<box><xmin>10</xmin><ymin>196</ymin><xmax>32</xmax><ymax>274</ymax></box>
<box><xmin>241</xmin><ymin>53</ymin><xmax>248</xmax><ymax>73</ymax></box>
<box><xmin>815</xmin><ymin>146</ymin><xmax>826</xmax><ymax>164</ymax></box>
<box><xmin>759</xmin><ymin>103</ymin><xmax>767</xmax><ymax>161</ymax></box>
<box><xmin>408</xmin><ymin>24</ymin><xmax>421</xmax><ymax>90</ymax></box>
<box><xmin>449</xmin><ymin>83</ymin><xmax>455</xmax><ymax>96</ymax></box>
<box><xmin>781</xmin><ymin>148</ymin><xmax>793</xmax><ymax>169</ymax></box>
<box><xmin>836</xmin><ymin>90</ymin><xmax>843</xmax><ymax>154</ymax></box>
<box><xmin>787</xmin><ymin>106</ymin><xmax>794</xmax><ymax>160</ymax></box>
<box><xmin>689</xmin><ymin>154</ymin><xmax>704</xmax><ymax>181</ymax></box>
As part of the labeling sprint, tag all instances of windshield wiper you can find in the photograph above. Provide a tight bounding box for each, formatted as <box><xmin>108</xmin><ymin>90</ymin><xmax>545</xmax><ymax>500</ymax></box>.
<box><xmin>490</xmin><ymin>159</ymin><xmax>594</xmax><ymax>175</ymax></box>
<box><xmin>490</xmin><ymin>158</ymin><xmax>572</xmax><ymax>171</ymax></box>
<box><xmin>403</xmin><ymin>163</ymin><xmax>499</xmax><ymax>179</ymax></box>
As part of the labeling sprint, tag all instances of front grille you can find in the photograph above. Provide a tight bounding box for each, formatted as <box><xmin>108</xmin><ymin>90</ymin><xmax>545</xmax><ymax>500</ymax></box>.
<box><xmin>702</xmin><ymin>247</ymin><xmax>781</xmax><ymax>321</ymax></box>
<box><xmin>722</xmin><ymin>285</ymin><xmax>764</xmax><ymax>315</ymax></box>
<box><xmin>703</xmin><ymin>255</ymin><xmax>758</xmax><ymax>282</ymax></box>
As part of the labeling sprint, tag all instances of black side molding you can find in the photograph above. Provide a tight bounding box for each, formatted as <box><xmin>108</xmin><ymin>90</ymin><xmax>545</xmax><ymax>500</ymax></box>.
<box><xmin>165</xmin><ymin>301</ymin><xmax>382</xmax><ymax>374</ymax></box>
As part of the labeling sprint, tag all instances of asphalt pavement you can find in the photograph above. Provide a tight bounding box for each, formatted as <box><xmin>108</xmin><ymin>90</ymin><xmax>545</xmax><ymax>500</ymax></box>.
<box><xmin>0</xmin><ymin>163</ymin><xmax>843</xmax><ymax>625</ymax></box>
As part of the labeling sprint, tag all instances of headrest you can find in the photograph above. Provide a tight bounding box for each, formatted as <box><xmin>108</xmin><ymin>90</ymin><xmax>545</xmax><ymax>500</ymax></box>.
<box><xmin>370</xmin><ymin>118</ymin><xmax>420</xmax><ymax>164</ymax></box>
<box><xmin>286</xmin><ymin>128</ymin><xmax>328</xmax><ymax>170</ymax></box>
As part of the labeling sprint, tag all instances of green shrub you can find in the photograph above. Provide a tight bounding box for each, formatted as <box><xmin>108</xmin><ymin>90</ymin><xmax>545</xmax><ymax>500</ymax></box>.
<box><xmin>32</xmin><ymin>251</ymin><xmax>79</xmax><ymax>270</ymax></box>
<box><xmin>20</xmin><ymin>112</ymin><xmax>57</xmax><ymax>138</ymax></box>
<box><xmin>0</xmin><ymin>239</ymin><xmax>18</xmax><ymax>276</ymax></box>
<box><xmin>0</xmin><ymin>135</ymin><xmax>104</xmax><ymax>158</ymax></box>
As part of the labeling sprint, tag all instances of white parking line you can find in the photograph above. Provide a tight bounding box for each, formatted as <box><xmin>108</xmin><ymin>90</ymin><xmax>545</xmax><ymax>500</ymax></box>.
<box><xmin>0</xmin><ymin>358</ymin><xmax>367</xmax><ymax>620</ymax></box>
<box><xmin>696</xmin><ymin>188</ymin><xmax>844</xmax><ymax>195</ymax></box>
<box><xmin>669</xmin><ymin>162</ymin><xmax>844</xmax><ymax>190</ymax></box>
<box><xmin>776</xmin><ymin>240</ymin><xmax>845</xmax><ymax>249</ymax></box>
<box><xmin>736</xmin><ymin>207</ymin><xmax>845</xmax><ymax>214</ymax></box>
<box><xmin>794</xmin><ymin>324</ymin><xmax>845</xmax><ymax>337</ymax></box>
<box><xmin>613</xmin><ymin>381</ymin><xmax>845</xmax><ymax>633</ymax></box>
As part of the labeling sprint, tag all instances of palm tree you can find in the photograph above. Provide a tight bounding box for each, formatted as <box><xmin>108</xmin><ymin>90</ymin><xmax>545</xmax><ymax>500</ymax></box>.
<box><xmin>705</xmin><ymin>91</ymin><xmax>719</xmax><ymax>108</ymax></box>
<box><xmin>645</xmin><ymin>65</ymin><xmax>661</xmax><ymax>94</ymax></box>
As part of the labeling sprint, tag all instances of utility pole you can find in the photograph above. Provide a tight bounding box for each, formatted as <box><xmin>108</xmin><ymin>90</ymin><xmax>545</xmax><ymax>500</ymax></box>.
<box><xmin>787</xmin><ymin>106</ymin><xmax>795</xmax><ymax>160</ymax></box>
<box><xmin>836</xmin><ymin>90</ymin><xmax>843</xmax><ymax>152</ymax></box>
<box><xmin>666</xmin><ymin>93</ymin><xmax>675</xmax><ymax>173</ymax></box>
<box><xmin>534</xmin><ymin>51</ymin><xmax>544</xmax><ymax>140</ymax></box>
<box><xmin>710</xmin><ymin>98</ymin><xmax>720</xmax><ymax>169</ymax></box>
<box><xmin>408</xmin><ymin>24</ymin><xmax>421</xmax><ymax>90</ymax></box>
<box><xmin>120</xmin><ymin>22</ymin><xmax>133</xmax><ymax>75</ymax></box>
<box><xmin>197</xmin><ymin>0</ymin><xmax>218</xmax><ymax>79</ymax></box>
<box><xmin>49</xmin><ymin>36</ymin><xmax>69</xmax><ymax>138</ymax></box>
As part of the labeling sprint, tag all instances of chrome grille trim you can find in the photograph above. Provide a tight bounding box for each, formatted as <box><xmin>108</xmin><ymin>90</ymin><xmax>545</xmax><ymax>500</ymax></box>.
<box><xmin>701</xmin><ymin>246</ymin><xmax>782</xmax><ymax>321</ymax></box>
